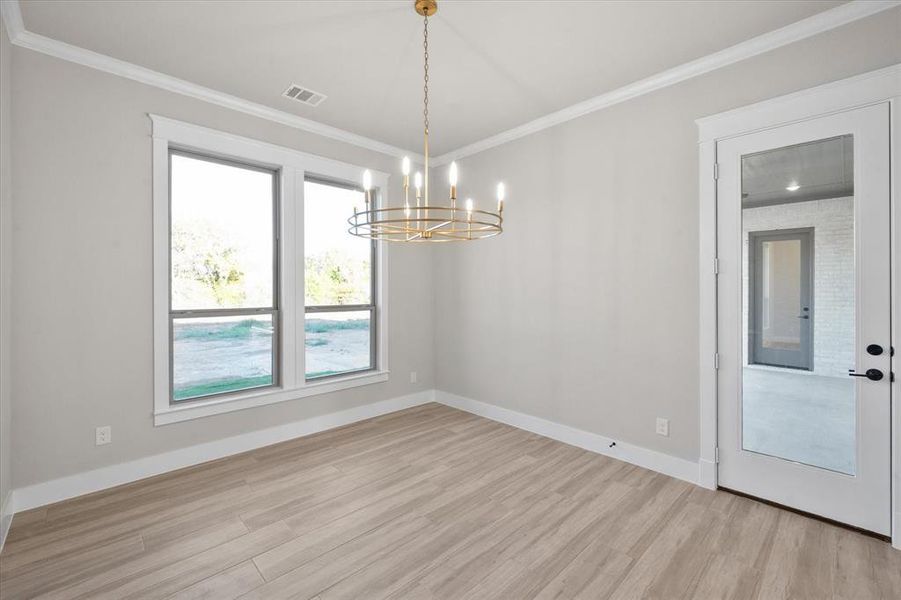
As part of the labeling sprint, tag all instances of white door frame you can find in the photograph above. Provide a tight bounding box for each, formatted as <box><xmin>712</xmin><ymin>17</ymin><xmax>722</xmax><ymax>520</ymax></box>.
<box><xmin>696</xmin><ymin>63</ymin><xmax>901</xmax><ymax>548</ymax></box>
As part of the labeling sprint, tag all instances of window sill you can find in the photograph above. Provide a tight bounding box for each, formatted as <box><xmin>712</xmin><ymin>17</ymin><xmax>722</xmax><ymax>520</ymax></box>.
<box><xmin>154</xmin><ymin>370</ymin><xmax>390</xmax><ymax>426</ymax></box>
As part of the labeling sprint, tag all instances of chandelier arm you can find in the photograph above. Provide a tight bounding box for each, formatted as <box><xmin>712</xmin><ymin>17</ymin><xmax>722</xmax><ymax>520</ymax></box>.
<box><xmin>424</xmin><ymin>219</ymin><xmax>452</xmax><ymax>233</ymax></box>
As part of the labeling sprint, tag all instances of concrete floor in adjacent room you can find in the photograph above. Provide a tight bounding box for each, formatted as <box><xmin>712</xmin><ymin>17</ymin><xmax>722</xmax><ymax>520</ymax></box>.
<box><xmin>1</xmin><ymin>403</ymin><xmax>897</xmax><ymax>600</ymax></box>
<box><xmin>742</xmin><ymin>367</ymin><xmax>855</xmax><ymax>474</ymax></box>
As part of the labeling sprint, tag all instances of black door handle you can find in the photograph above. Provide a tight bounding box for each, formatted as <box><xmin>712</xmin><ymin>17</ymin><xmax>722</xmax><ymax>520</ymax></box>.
<box><xmin>848</xmin><ymin>368</ymin><xmax>883</xmax><ymax>381</ymax></box>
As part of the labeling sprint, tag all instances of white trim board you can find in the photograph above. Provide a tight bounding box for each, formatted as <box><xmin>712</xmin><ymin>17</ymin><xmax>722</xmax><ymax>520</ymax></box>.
<box><xmin>435</xmin><ymin>390</ymin><xmax>701</xmax><ymax>485</ymax></box>
<box><xmin>2</xmin><ymin>0</ymin><xmax>898</xmax><ymax>167</ymax></box>
<box><xmin>890</xmin><ymin>57</ymin><xmax>901</xmax><ymax>551</ymax></box>
<box><xmin>5</xmin><ymin>388</ymin><xmax>705</xmax><ymax>519</ymax></box>
<box><xmin>696</xmin><ymin>64</ymin><xmax>901</xmax><ymax>142</ymax></box>
<box><xmin>6</xmin><ymin>390</ymin><xmax>434</xmax><ymax>515</ymax></box>
<box><xmin>0</xmin><ymin>491</ymin><xmax>13</xmax><ymax>553</ymax></box>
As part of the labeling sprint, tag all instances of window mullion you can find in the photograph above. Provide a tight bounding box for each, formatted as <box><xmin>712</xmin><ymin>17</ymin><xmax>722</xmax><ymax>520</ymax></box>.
<box><xmin>293</xmin><ymin>168</ymin><xmax>306</xmax><ymax>387</ymax></box>
<box><xmin>277</xmin><ymin>166</ymin><xmax>299</xmax><ymax>390</ymax></box>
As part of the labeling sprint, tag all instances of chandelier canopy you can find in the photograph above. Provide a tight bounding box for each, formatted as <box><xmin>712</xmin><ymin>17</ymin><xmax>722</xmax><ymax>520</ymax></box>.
<box><xmin>348</xmin><ymin>0</ymin><xmax>506</xmax><ymax>242</ymax></box>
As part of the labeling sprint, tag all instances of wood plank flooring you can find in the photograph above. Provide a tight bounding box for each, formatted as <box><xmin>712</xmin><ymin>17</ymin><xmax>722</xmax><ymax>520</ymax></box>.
<box><xmin>1</xmin><ymin>403</ymin><xmax>898</xmax><ymax>599</ymax></box>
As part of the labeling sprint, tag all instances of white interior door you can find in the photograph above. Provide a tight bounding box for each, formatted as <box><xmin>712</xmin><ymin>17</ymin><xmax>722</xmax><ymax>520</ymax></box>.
<box><xmin>716</xmin><ymin>103</ymin><xmax>891</xmax><ymax>535</ymax></box>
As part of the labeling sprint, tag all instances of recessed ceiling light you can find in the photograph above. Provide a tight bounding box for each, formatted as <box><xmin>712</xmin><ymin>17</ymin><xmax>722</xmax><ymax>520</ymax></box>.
<box><xmin>785</xmin><ymin>182</ymin><xmax>801</xmax><ymax>192</ymax></box>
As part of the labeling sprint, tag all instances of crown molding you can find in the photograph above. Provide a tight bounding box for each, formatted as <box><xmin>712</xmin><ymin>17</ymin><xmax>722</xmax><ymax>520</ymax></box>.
<box><xmin>0</xmin><ymin>0</ymin><xmax>424</xmax><ymax>164</ymax></box>
<box><xmin>3</xmin><ymin>0</ymin><xmax>898</xmax><ymax>168</ymax></box>
<box><xmin>0</xmin><ymin>0</ymin><xmax>24</xmax><ymax>39</ymax></box>
<box><xmin>430</xmin><ymin>0</ymin><xmax>901</xmax><ymax>166</ymax></box>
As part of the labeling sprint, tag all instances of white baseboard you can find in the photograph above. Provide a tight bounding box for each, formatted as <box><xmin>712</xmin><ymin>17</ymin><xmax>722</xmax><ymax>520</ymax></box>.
<box><xmin>8</xmin><ymin>390</ymin><xmax>435</xmax><ymax>515</ymax></box>
<box><xmin>894</xmin><ymin>511</ymin><xmax>901</xmax><ymax>550</ymax></box>
<box><xmin>0</xmin><ymin>490</ymin><xmax>12</xmax><ymax>552</ymax></box>
<box><xmin>435</xmin><ymin>390</ymin><xmax>700</xmax><ymax>485</ymax></box>
<box><xmin>5</xmin><ymin>389</ymin><xmax>896</xmax><ymax>551</ymax></box>
<box><xmin>698</xmin><ymin>458</ymin><xmax>717</xmax><ymax>490</ymax></box>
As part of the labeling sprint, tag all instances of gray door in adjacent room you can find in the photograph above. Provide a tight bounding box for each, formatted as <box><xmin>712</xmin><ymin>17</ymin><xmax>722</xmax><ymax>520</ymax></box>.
<box><xmin>748</xmin><ymin>228</ymin><xmax>813</xmax><ymax>370</ymax></box>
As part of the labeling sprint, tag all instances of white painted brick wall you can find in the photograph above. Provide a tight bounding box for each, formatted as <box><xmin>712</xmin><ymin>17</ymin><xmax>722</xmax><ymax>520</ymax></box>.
<box><xmin>742</xmin><ymin>197</ymin><xmax>854</xmax><ymax>377</ymax></box>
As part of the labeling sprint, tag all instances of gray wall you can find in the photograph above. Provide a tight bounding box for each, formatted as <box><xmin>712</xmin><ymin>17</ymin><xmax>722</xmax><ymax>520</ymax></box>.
<box><xmin>1</xmin><ymin>17</ymin><xmax>13</xmax><ymax>515</ymax></box>
<box><xmin>432</xmin><ymin>9</ymin><xmax>901</xmax><ymax>462</ymax></box>
<box><xmin>9</xmin><ymin>48</ymin><xmax>435</xmax><ymax>488</ymax></box>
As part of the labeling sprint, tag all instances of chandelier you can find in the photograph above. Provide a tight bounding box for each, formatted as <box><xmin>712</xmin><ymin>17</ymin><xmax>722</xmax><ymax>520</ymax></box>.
<box><xmin>348</xmin><ymin>0</ymin><xmax>505</xmax><ymax>242</ymax></box>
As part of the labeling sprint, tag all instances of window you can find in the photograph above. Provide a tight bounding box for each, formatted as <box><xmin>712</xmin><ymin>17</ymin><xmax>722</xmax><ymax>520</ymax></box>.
<box><xmin>152</xmin><ymin>115</ymin><xmax>388</xmax><ymax>425</ymax></box>
<box><xmin>304</xmin><ymin>179</ymin><xmax>376</xmax><ymax>379</ymax></box>
<box><xmin>169</xmin><ymin>151</ymin><xmax>279</xmax><ymax>401</ymax></box>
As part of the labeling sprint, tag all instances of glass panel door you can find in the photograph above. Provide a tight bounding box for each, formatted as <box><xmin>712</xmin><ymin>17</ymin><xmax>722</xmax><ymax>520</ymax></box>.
<box><xmin>716</xmin><ymin>104</ymin><xmax>891</xmax><ymax>535</ymax></box>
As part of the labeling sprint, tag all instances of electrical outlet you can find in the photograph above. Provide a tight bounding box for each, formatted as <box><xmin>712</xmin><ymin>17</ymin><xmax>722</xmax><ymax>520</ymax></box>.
<box><xmin>655</xmin><ymin>418</ymin><xmax>669</xmax><ymax>437</ymax></box>
<box><xmin>95</xmin><ymin>426</ymin><xmax>112</xmax><ymax>446</ymax></box>
<box><xmin>410</xmin><ymin>371</ymin><xmax>418</xmax><ymax>384</ymax></box>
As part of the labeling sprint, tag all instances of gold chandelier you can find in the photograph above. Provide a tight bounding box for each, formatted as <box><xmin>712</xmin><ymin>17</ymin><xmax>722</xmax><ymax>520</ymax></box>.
<box><xmin>349</xmin><ymin>0</ymin><xmax>505</xmax><ymax>242</ymax></box>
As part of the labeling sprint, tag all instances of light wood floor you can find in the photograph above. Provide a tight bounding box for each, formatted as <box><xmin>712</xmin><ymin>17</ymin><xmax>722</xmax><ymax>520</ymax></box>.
<box><xmin>1</xmin><ymin>403</ymin><xmax>898</xmax><ymax>599</ymax></box>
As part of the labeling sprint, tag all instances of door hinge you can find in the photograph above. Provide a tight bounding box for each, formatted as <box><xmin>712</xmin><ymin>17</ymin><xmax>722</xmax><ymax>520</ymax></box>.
<box><xmin>713</xmin><ymin>258</ymin><xmax>719</xmax><ymax>274</ymax></box>
<box><xmin>713</xmin><ymin>163</ymin><xmax>720</xmax><ymax>180</ymax></box>
<box><xmin>714</xmin><ymin>353</ymin><xmax>720</xmax><ymax>369</ymax></box>
<box><xmin>715</xmin><ymin>447</ymin><xmax>720</xmax><ymax>464</ymax></box>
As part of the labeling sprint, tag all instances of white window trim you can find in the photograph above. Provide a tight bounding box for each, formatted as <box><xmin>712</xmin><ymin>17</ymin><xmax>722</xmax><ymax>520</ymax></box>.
<box><xmin>151</xmin><ymin>114</ymin><xmax>390</xmax><ymax>426</ymax></box>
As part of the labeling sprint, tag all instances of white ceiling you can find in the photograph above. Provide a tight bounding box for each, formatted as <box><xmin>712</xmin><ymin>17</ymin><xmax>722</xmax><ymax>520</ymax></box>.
<box><xmin>20</xmin><ymin>0</ymin><xmax>845</xmax><ymax>156</ymax></box>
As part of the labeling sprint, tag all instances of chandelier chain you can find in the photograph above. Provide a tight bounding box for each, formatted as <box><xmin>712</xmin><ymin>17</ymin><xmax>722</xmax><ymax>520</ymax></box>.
<box><xmin>423</xmin><ymin>15</ymin><xmax>429</xmax><ymax>136</ymax></box>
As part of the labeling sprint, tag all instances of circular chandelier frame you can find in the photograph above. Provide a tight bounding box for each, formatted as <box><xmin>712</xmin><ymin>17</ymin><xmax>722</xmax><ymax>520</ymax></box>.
<box><xmin>348</xmin><ymin>206</ymin><xmax>502</xmax><ymax>242</ymax></box>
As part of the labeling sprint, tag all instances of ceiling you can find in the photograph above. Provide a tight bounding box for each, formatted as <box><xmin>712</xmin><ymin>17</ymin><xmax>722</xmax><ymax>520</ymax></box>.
<box><xmin>742</xmin><ymin>135</ymin><xmax>854</xmax><ymax>208</ymax></box>
<box><xmin>20</xmin><ymin>0</ymin><xmax>846</xmax><ymax>156</ymax></box>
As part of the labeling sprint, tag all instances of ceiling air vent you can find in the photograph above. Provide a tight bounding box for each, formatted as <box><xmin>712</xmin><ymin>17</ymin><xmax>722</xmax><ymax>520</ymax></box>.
<box><xmin>282</xmin><ymin>84</ymin><xmax>327</xmax><ymax>107</ymax></box>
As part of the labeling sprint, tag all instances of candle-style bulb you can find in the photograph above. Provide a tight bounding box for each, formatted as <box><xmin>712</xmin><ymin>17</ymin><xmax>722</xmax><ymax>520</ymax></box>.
<box><xmin>402</xmin><ymin>156</ymin><xmax>410</xmax><ymax>176</ymax></box>
<box><xmin>496</xmin><ymin>182</ymin><xmax>505</xmax><ymax>202</ymax></box>
<box><xmin>362</xmin><ymin>170</ymin><xmax>372</xmax><ymax>191</ymax></box>
<box><xmin>414</xmin><ymin>171</ymin><xmax>422</xmax><ymax>190</ymax></box>
<box><xmin>465</xmin><ymin>198</ymin><xmax>473</xmax><ymax>212</ymax></box>
<box><xmin>448</xmin><ymin>162</ymin><xmax>458</xmax><ymax>200</ymax></box>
